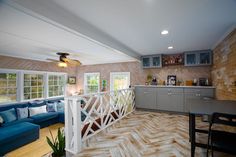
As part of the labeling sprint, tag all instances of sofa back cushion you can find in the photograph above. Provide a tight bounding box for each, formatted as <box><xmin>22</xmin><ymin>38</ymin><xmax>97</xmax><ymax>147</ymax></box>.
<box><xmin>29</xmin><ymin>105</ymin><xmax>47</xmax><ymax>117</ymax></box>
<box><xmin>29</xmin><ymin>100</ymin><xmax>45</xmax><ymax>107</ymax></box>
<box><xmin>16</xmin><ymin>107</ymin><xmax>29</xmax><ymax>119</ymax></box>
<box><xmin>0</xmin><ymin>108</ymin><xmax>17</xmax><ymax>123</ymax></box>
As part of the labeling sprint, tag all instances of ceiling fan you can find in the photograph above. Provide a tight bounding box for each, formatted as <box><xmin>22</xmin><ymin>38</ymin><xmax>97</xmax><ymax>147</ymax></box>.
<box><xmin>47</xmin><ymin>52</ymin><xmax>82</xmax><ymax>67</ymax></box>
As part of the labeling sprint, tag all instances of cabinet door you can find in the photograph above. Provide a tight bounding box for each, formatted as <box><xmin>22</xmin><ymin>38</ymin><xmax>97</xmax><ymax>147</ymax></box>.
<box><xmin>157</xmin><ymin>88</ymin><xmax>184</xmax><ymax>112</ymax></box>
<box><xmin>184</xmin><ymin>88</ymin><xmax>215</xmax><ymax>112</ymax></box>
<box><xmin>185</xmin><ymin>53</ymin><xmax>197</xmax><ymax>66</ymax></box>
<box><xmin>151</xmin><ymin>55</ymin><xmax>162</xmax><ymax>68</ymax></box>
<box><xmin>199</xmin><ymin>51</ymin><xmax>212</xmax><ymax>65</ymax></box>
<box><xmin>135</xmin><ymin>87</ymin><xmax>156</xmax><ymax>109</ymax></box>
<box><xmin>142</xmin><ymin>57</ymin><xmax>151</xmax><ymax>68</ymax></box>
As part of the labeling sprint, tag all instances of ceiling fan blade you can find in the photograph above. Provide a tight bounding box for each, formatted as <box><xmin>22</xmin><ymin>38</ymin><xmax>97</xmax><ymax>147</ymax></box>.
<box><xmin>67</xmin><ymin>58</ymin><xmax>82</xmax><ymax>66</ymax></box>
<box><xmin>46</xmin><ymin>58</ymin><xmax>59</xmax><ymax>62</ymax></box>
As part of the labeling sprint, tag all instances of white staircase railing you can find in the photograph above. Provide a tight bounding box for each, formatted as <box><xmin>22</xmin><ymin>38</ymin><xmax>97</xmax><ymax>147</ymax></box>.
<box><xmin>64</xmin><ymin>88</ymin><xmax>135</xmax><ymax>155</ymax></box>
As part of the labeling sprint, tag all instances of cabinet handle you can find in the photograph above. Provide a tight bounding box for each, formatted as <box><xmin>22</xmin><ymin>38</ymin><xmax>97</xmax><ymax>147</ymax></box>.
<box><xmin>144</xmin><ymin>92</ymin><xmax>149</xmax><ymax>94</ymax></box>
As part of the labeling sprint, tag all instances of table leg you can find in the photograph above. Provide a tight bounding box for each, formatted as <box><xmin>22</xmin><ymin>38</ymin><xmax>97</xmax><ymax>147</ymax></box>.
<box><xmin>189</xmin><ymin>113</ymin><xmax>196</xmax><ymax>157</ymax></box>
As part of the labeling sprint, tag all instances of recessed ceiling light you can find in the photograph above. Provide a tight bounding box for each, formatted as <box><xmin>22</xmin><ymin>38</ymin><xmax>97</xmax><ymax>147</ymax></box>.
<box><xmin>168</xmin><ymin>46</ymin><xmax>173</xmax><ymax>49</ymax></box>
<box><xmin>161</xmin><ymin>30</ymin><xmax>169</xmax><ymax>35</ymax></box>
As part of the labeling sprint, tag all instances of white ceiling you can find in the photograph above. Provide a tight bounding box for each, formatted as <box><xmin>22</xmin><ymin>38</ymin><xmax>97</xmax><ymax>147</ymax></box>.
<box><xmin>0</xmin><ymin>0</ymin><xmax>236</xmax><ymax>64</ymax></box>
<box><xmin>0</xmin><ymin>1</ymin><xmax>138</xmax><ymax>65</ymax></box>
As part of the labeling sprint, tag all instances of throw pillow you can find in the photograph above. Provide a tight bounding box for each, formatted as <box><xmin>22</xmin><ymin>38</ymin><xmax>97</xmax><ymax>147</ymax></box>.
<box><xmin>29</xmin><ymin>105</ymin><xmax>47</xmax><ymax>117</ymax></box>
<box><xmin>0</xmin><ymin>108</ymin><xmax>17</xmax><ymax>123</ymax></box>
<box><xmin>0</xmin><ymin>115</ymin><xmax>3</xmax><ymax>126</ymax></box>
<box><xmin>47</xmin><ymin>102</ymin><xmax>57</xmax><ymax>112</ymax></box>
<box><xmin>16</xmin><ymin>107</ymin><xmax>29</xmax><ymax>119</ymax></box>
<box><xmin>56</xmin><ymin>102</ymin><xmax>64</xmax><ymax>112</ymax></box>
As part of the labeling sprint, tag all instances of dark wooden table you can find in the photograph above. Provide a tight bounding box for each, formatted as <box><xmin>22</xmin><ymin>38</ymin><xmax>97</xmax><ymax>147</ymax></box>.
<box><xmin>189</xmin><ymin>99</ymin><xmax>236</xmax><ymax>157</ymax></box>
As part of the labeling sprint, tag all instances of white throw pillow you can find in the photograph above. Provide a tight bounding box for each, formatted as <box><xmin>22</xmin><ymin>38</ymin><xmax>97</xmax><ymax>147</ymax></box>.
<box><xmin>29</xmin><ymin>105</ymin><xmax>47</xmax><ymax>117</ymax></box>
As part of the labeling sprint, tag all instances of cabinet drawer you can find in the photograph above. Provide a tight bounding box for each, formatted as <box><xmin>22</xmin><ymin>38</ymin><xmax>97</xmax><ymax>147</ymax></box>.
<box><xmin>184</xmin><ymin>88</ymin><xmax>214</xmax><ymax>97</ymax></box>
<box><xmin>158</xmin><ymin>88</ymin><xmax>183</xmax><ymax>94</ymax></box>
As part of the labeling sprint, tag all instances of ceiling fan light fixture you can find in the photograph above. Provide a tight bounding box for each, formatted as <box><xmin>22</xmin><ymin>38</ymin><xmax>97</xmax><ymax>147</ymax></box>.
<box><xmin>58</xmin><ymin>62</ymin><xmax>67</xmax><ymax>68</ymax></box>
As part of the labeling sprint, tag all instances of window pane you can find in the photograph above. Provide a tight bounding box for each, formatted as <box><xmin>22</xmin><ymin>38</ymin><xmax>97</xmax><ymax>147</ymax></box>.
<box><xmin>0</xmin><ymin>73</ymin><xmax>17</xmax><ymax>103</ymax></box>
<box><xmin>0</xmin><ymin>80</ymin><xmax>7</xmax><ymax>88</ymax></box>
<box><xmin>85</xmin><ymin>73</ymin><xmax>99</xmax><ymax>94</ymax></box>
<box><xmin>24</xmin><ymin>74</ymin><xmax>44</xmax><ymax>100</ymax></box>
<box><xmin>24</xmin><ymin>87</ymin><xmax>30</xmax><ymax>94</ymax></box>
<box><xmin>48</xmin><ymin>75</ymin><xmax>65</xmax><ymax>97</ymax></box>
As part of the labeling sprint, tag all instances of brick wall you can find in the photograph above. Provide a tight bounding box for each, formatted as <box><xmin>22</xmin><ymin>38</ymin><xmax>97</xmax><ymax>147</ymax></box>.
<box><xmin>77</xmin><ymin>61</ymin><xmax>212</xmax><ymax>91</ymax></box>
<box><xmin>0</xmin><ymin>55</ymin><xmax>78</xmax><ymax>95</ymax></box>
<box><xmin>212</xmin><ymin>28</ymin><xmax>236</xmax><ymax>100</ymax></box>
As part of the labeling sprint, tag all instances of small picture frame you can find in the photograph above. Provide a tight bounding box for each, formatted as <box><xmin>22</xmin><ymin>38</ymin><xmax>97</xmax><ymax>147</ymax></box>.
<box><xmin>68</xmin><ymin>76</ymin><xmax>76</xmax><ymax>84</ymax></box>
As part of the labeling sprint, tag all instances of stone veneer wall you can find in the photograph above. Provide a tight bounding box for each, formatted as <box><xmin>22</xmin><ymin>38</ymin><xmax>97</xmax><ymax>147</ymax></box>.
<box><xmin>212</xmin><ymin>28</ymin><xmax>236</xmax><ymax>100</ymax></box>
<box><xmin>77</xmin><ymin>61</ymin><xmax>212</xmax><ymax>91</ymax></box>
<box><xmin>0</xmin><ymin>55</ymin><xmax>78</xmax><ymax>96</ymax></box>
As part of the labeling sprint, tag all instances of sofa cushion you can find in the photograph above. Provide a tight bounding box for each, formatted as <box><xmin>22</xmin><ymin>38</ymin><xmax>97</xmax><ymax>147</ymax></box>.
<box><xmin>46</xmin><ymin>102</ymin><xmax>57</xmax><ymax>112</ymax></box>
<box><xmin>30</xmin><ymin>112</ymin><xmax>59</xmax><ymax>123</ymax></box>
<box><xmin>2</xmin><ymin>118</ymin><xmax>34</xmax><ymax>127</ymax></box>
<box><xmin>0</xmin><ymin>122</ymin><xmax>40</xmax><ymax>144</ymax></box>
<box><xmin>0</xmin><ymin>108</ymin><xmax>17</xmax><ymax>123</ymax></box>
<box><xmin>29</xmin><ymin>105</ymin><xmax>47</xmax><ymax>117</ymax></box>
<box><xmin>16</xmin><ymin>107</ymin><xmax>29</xmax><ymax>119</ymax></box>
<box><xmin>56</xmin><ymin>102</ymin><xmax>64</xmax><ymax>112</ymax></box>
<box><xmin>29</xmin><ymin>100</ymin><xmax>45</xmax><ymax>107</ymax></box>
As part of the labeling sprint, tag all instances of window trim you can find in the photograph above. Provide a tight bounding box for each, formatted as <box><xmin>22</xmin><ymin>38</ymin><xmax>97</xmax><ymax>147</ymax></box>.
<box><xmin>110</xmin><ymin>72</ymin><xmax>130</xmax><ymax>91</ymax></box>
<box><xmin>84</xmin><ymin>72</ymin><xmax>100</xmax><ymax>94</ymax></box>
<box><xmin>0</xmin><ymin>68</ymin><xmax>67</xmax><ymax>105</ymax></box>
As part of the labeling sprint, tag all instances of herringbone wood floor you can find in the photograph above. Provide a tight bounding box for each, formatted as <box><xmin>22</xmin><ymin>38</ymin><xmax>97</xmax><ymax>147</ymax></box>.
<box><xmin>76</xmin><ymin>111</ymin><xmax>235</xmax><ymax>157</ymax></box>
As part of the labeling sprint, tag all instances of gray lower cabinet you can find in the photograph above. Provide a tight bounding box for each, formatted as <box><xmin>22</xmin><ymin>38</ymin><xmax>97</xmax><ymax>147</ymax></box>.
<box><xmin>157</xmin><ymin>88</ymin><xmax>184</xmax><ymax>112</ymax></box>
<box><xmin>184</xmin><ymin>88</ymin><xmax>215</xmax><ymax>112</ymax></box>
<box><xmin>135</xmin><ymin>87</ymin><xmax>157</xmax><ymax>109</ymax></box>
<box><xmin>135</xmin><ymin>86</ymin><xmax>215</xmax><ymax>113</ymax></box>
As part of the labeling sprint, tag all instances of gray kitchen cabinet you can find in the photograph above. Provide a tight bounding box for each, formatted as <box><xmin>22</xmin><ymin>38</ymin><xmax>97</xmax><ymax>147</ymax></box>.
<box><xmin>184</xmin><ymin>88</ymin><xmax>215</xmax><ymax>112</ymax></box>
<box><xmin>135</xmin><ymin>87</ymin><xmax>157</xmax><ymax>109</ymax></box>
<box><xmin>184</xmin><ymin>50</ymin><xmax>212</xmax><ymax>66</ymax></box>
<box><xmin>141</xmin><ymin>55</ymin><xmax>162</xmax><ymax>68</ymax></box>
<box><xmin>157</xmin><ymin>88</ymin><xmax>184</xmax><ymax>112</ymax></box>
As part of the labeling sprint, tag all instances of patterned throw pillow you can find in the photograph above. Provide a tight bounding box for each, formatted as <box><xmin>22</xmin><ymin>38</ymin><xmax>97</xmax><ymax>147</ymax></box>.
<box><xmin>0</xmin><ymin>108</ymin><xmax>17</xmax><ymax>123</ymax></box>
<box><xmin>16</xmin><ymin>107</ymin><xmax>29</xmax><ymax>119</ymax></box>
<box><xmin>29</xmin><ymin>105</ymin><xmax>47</xmax><ymax>117</ymax></box>
<box><xmin>56</xmin><ymin>102</ymin><xmax>64</xmax><ymax>112</ymax></box>
<box><xmin>47</xmin><ymin>102</ymin><xmax>57</xmax><ymax>112</ymax></box>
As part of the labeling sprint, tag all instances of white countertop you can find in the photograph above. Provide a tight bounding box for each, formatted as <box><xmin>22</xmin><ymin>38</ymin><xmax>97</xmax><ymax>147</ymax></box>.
<box><xmin>135</xmin><ymin>85</ymin><xmax>215</xmax><ymax>88</ymax></box>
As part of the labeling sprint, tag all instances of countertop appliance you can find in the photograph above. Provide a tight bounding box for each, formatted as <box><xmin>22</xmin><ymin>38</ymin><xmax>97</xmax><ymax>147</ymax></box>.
<box><xmin>199</xmin><ymin>78</ymin><xmax>209</xmax><ymax>86</ymax></box>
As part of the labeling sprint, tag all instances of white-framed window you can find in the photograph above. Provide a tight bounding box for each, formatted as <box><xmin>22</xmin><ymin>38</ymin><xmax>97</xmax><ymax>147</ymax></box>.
<box><xmin>0</xmin><ymin>69</ymin><xmax>67</xmax><ymax>105</ymax></box>
<box><xmin>110</xmin><ymin>72</ymin><xmax>130</xmax><ymax>91</ymax></box>
<box><xmin>84</xmin><ymin>73</ymin><xmax>100</xmax><ymax>94</ymax></box>
<box><xmin>48</xmin><ymin>74</ymin><xmax>66</xmax><ymax>97</ymax></box>
<box><xmin>23</xmin><ymin>74</ymin><xmax>44</xmax><ymax>100</ymax></box>
<box><xmin>0</xmin><ymin>72</ymin><xmax>17</xmax><ymax>103</ymax></box>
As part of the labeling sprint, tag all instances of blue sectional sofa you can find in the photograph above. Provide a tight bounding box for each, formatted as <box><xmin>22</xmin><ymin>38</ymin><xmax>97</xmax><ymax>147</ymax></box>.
<box><xmin>0</xmin><ymin>97</ymin><xmax>64</xmax><ymax>156</ymax></box>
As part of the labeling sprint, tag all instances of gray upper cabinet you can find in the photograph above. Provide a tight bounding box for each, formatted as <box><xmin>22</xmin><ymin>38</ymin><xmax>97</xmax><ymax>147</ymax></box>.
<box><xmin>141</xmin><ymin>55</ymin><xmax>162</xmax><ymax>68</ymax></box>
<box><xmin>135</xmin><ymin>87</ymin><xmax>157</xmax><ymax>109</ymax></box>
<box><xmin>184</xmin><ymin>50</ymin><xmax>212</xmax><ymax>66</ymax></box>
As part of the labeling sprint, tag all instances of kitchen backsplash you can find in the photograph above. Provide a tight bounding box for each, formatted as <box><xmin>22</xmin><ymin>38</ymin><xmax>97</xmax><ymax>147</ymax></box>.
<box><xmin>77</xmin><ymin>61</ymin><xmax>212</xmax><ymax>91</ymax></box>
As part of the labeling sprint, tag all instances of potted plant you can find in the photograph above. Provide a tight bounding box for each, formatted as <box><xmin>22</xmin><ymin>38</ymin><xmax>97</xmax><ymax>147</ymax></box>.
<box><xmin>146</xmin><ymin>74</ymin><xmax>153</xmax><ymax>85</ymax></box>
<box><xmin>46</xmin><ymin>128</ymin><xmax>65</xmax><ymax>157</ymax></box>
<box><xmin>101</xmin><ymin>80</ymin><xmax>107</xmax><ymax>91</ymax></box>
